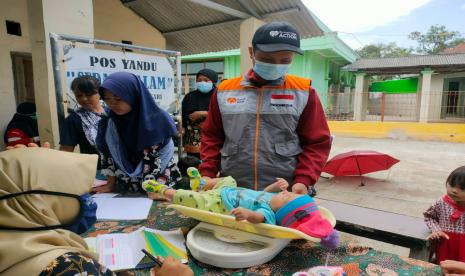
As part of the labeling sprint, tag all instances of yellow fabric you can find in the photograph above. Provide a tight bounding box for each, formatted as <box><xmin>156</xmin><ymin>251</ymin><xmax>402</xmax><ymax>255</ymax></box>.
<box><xmin>0</xmin><ymin>148</ymin><xmax>98</xmax><ymax>276</ymax></box>
<box><xmin>173</xmin><ymin>176</ymin><xmax>236</xmax><ymax>214</ymax></box>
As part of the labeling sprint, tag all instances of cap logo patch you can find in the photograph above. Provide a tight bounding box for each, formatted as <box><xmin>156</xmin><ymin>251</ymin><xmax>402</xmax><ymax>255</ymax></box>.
<box><xmin>269</xmin><ymin>30</ymin><xmax>297</xmax><ymax>40</ymax></box>
<box><xmin>269</xmin><ymin>30</ymin><xmax>280</xmax><ymax>37</ymax></box>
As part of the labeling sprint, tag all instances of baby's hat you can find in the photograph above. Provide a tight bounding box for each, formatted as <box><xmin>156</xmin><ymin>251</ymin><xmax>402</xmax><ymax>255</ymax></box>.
<box><xmin>275</xmin><ymin>195</ymin><xmax>333</xmax><ymax>238</ymax></box>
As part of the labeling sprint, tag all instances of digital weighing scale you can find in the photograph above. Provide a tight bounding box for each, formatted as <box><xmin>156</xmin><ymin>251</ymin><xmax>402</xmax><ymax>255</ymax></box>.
<box><xmin>187</xmin><ymin>222</ymin><xmax>290</xmax><ymax>268</ymax></box>
<box><xmin>170</xmin><ymin>204</ymin><xmax>336</xmax><ymax>269</ymax></box>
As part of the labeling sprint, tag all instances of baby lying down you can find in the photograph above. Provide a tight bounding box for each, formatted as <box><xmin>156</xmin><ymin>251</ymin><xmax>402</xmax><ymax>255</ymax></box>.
<box><xmin>143</xmin><ymin>171</ymin><xmax>339</xmax><ymax>249</ymax></box>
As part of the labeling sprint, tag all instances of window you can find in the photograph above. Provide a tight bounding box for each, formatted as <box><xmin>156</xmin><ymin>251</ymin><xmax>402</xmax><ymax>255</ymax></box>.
<box><xmin>182</xmin><ymin>60</ymin><xmax>225</xmax><ymax>92</ymax></box>
<box><xmin>6</xmin><ymin>20</ymin><xmax>21</xmax><ymax>36</ymax></box>
<box><xmin>205</xmin><ymin>61</ymin><xmax>223</xmax><ymax>73</ymax></box>
<box><xmin>187</xmin><ymin>63</ymin><xmax>203</xmax><ymax>75</ymax></box>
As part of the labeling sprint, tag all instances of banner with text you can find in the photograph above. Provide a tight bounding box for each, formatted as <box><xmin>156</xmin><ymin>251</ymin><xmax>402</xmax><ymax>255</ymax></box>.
<box><xmin>64</xmin><ymin>47</ymin><xmax>175</xmax><ymax>111</ymax></box>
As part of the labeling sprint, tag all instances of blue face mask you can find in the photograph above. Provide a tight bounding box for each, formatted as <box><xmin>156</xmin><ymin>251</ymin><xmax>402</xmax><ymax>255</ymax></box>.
<box><xmin>196</xmin><ymin>82</ymin><xmax>213</xmax><ymax>93</ymax></box>
<box><xmin>253</xmin><ymin>60</ymin><xmax>290</xmax><ymax>81</ymax></box>
<box><xmin>0</xmin><ymin>190</ymin><xmax>97</xmax><ymax>234</ymax></box>
<box><xmin>66</xmin><ymin>193</ymin><xmax>97</xmax><ymax>234</ymax></box>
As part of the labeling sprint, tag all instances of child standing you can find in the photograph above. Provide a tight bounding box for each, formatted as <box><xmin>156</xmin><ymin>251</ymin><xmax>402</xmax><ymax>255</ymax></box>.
<box><xmin>143</xmin><ymin>174</ymin><xmax>339</xmax><ymax>249</ymax></box>
<box><xmin>424</xmin><ymin>166</ymin><xmax>465</xmax><ymax>263</ymax></box>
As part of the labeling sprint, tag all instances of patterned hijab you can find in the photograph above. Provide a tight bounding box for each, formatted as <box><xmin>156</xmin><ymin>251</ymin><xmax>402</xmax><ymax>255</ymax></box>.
<box><xmin>0</xmin><ymin>148</ymin><xmax>98</xmax><ymax>275</ymax></box>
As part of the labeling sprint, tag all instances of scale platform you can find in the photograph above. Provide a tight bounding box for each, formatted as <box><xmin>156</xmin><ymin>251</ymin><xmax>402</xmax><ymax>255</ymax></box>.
<box><xmin>169</xmin><ymin>204</ymin><xmax>336</xmax><ymax>269</ymax></box>
<box><xmin>187</xmin><ymin>222</ymin><xmax>289</xmax><ymax>268</ymax></box>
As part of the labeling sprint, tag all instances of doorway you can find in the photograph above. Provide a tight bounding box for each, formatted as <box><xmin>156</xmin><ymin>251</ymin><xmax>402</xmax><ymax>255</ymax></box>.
<box><xmin>11</xmin><ymin>52</ymin><xmax>35</xmax><ymax>104</ymax></box>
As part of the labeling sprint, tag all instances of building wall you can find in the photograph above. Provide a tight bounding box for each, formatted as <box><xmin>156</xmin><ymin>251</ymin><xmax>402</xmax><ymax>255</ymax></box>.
<box><xmin>93</xmin><ymin>0</ymin><xmax>166</xmax><ymax>52</ymax></box>
<box><xmin>429</xmin><ymin>75</ymin><xmax>445</xmax><ymax>121</ymax></box>
<box><xmin>224</xmin><ymin>55</ymin><xmax>241</xmax><ymax>79</ymax></box>
<box><xmin>0</xmin><ymin>0</ymin><xmax>31</xmax><ymax>148</ymax></box>
<box><xmin>0</xmin><ymin>0</ymin><xmax>166</xmax><ymax>148</ymax></box>
<box><xmin>27</xmin><ymin>0</ymin><xmax>95</xmax><ymax>147</ymax></box>
<box><xmin>305</xmin><ymin>52</ymin><xmax>329</xmax><ymax>108</ymax></box>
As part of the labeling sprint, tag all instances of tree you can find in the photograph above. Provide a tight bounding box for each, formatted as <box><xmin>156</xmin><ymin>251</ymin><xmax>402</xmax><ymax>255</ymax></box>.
<box><xmin>356</xmin><ymin>42</ymin><xmax>412</xmax><ymax>58</ymax></box>
<box><xmin>409</xmin><ymin>25</ymin><xmax>465</xmax><ymax>54</ymax></box>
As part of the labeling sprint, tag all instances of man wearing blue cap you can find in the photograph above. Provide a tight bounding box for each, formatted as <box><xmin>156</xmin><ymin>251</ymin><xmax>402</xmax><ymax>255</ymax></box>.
<box><xmin>199</xmin><ymin>21</ymin><xmax>331</xmax><ymax>195</ymax></box>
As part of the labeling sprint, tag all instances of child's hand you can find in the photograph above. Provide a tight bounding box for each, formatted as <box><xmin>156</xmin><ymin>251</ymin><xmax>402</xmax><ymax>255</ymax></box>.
<box><xmin>429</xmin><ymin>230</ymin><xmax>450</xmax><ymax>240</ymax></box>
<box><xmin>202</xmin><ymin>177</ymin><xmax>220</xmax><ymax>190</ymax></box>
<box><xmin>231</xmin><ymin>207</ymin><xmax>252</xmax><ymax>221</ymax></box>
<box><xmin>275</xmin><ymin>178</ymin><xmax>289</xmax><ymax>191</ymax></box>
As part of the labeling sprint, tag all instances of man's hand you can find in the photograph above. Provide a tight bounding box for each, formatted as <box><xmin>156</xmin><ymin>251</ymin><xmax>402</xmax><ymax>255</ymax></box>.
<box><xmin>264</xmin><ymin>178</ymin><xmax>289</xmax><ymax>192</ymax></box>
<box><xmin>291</xmin><ymin>183</ymin><xmax>308</xmax><ymax>194</ymax></box>
<box><xmin>440</xmin><ymin>260</ymin><xmax>465</xmax><ymax>275</ymax></box>
<box><xmin>151</xmin><ymin>256</ymin><xmax>193</xmax><ymax>276</ymax></box>
<box><xmin>428</xmin><ymin>230</ymin><xmax>449</xmax><ymax>240</ymax></box>
<box><xmin>6</xmin><ymin>142</ymin><xmax>50</xmax><ymax>150</ymax></box>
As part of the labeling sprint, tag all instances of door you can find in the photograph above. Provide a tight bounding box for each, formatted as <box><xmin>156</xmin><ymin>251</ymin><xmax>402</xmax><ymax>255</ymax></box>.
<box><xmin>446</xmin><ymin>81</ymin><xmax>459</xmax><ymax>115</ymax></box>
<box><xmin>11</xmin><ymin>53</ymin><xmax>35</xmax><ymax>104</ymax></box>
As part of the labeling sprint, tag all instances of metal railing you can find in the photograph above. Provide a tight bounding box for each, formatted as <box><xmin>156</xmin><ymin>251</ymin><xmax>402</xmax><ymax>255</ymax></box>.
<box><xmin>366</xmin><ymin>92</ymin><xmax>418</xmax><ymax>122</ymax></box>
<box><xmin>326</xmin><ymin>91</ymin><xmax>465</xmax><ymax>122</ymax></box>
<box><xmin>325</xmin><ymin>91</ymin><xmax>355</xmax><ymax>121</ymax></box>
<box><xmin>429</xmin><ymin>91</ymin><xmax>465</xmax><ymax>122</ymax></box>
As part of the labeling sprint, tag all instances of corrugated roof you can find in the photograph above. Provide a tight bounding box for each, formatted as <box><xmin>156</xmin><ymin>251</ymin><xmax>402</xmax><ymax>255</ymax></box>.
<box><xmin>123</xmin><ymin>0</ymin><xmax>323</xmax><ymax>55</ymax></box>
<box><xmin>344</xmin><ymin>54</ymin><xmax>465</xmax><ymax>73</ymax></box>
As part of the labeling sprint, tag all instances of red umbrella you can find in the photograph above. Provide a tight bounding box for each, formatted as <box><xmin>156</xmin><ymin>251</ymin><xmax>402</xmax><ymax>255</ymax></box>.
<box><xmin>323</xmin><ymin>150</ymin><xmax>399</xmax><ymax>177</ymax></box>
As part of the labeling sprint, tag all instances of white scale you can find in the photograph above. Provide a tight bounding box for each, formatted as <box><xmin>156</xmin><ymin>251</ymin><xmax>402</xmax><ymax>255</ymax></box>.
<box><xmin>170</xmin><ymin>204</ymin><xmax>335</xmax><ymax>269</ymax></box>
<box><xmin>187</xmin><ymin>222</ymin><xmax>290</xmax><ymax>268</ymax></box>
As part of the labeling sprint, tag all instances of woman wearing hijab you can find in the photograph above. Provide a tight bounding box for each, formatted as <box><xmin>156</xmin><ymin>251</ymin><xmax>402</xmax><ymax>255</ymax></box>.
<box><xmin>181</xmin><ymin>69</ymin><xmax>218</xmax><ymax>159</ymax></box>
<box><xmin>60</xmin><ymin>75</ymin><xmax>106</xmax><ymax>155</ymax></box>
<box><xmin>95</xmin><ymin>72</ymin><xmax>181</xmax><ymax>194</ymax></box>
<box><xmin>3</xmin><ymin>102</ymin><xmax>39</xmax><ymax>147</ymax></box>
<box><xmin>0</xmin><ymin>148</ymin><xmax>104</xmax><ymax>275</ymax></box>
<box><xmin>0</xmin><ymin>147</ymin><xmax>193</xmax><ymax>276</ymax></box>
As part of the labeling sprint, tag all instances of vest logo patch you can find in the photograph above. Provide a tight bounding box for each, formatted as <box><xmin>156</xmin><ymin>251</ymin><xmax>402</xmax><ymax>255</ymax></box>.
<box><xmin>226</xmin><ymin>97</ymin><xmax>246</xmax><ymax>105</ymax></box>
<box><xmin>270</xmin><ymin>94</ymin><xmax>294</xmax><ymax>107</ymax></box>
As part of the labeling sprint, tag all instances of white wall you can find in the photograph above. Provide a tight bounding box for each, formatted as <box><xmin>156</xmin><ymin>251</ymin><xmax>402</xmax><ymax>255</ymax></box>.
<box><xmin>424</xmin><ymin>72</ymin><xmax>465</xmax><ymax>121</ymax></box>
<box><xmin>27</xmin><ymin>0</ymin><xmax>94</xmax><ymax>147</ymax></box>
<box><xmin>0</xmin><ymin>0</ymin><xmax>31</xmax><ymax>148</ymax></box>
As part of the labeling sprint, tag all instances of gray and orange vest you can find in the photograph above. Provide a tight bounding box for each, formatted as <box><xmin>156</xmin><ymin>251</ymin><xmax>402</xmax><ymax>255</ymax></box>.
<box><xmin>217</xmin><ymin>74</ymin><xmax>311</xmax><ymax>190</ymax></box>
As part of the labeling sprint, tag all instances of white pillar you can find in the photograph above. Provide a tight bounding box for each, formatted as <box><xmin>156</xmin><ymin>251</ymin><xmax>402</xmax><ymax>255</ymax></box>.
<box><xmin>353</xmin><ymin>73</ymin><xmax>368</xmax><ymax>121</ymax></box>
<box><xmin>240</xmin><ymin>17</ymin><xmax>264</xmax><ymax>76</ymax></box>
<box><xmin>419</xmin><ymin>69</ymin><xmax>433</xmax><ymax>123</ymax></box>
<box><xmin>27</xmin><ymin>0</ymin><xmax>94</xmax><ymax>147</ymax></box>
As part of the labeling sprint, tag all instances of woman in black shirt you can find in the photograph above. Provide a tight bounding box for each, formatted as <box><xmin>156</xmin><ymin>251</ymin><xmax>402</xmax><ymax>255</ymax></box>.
<box><xmin>181</xmin><ymin>69</ymin><xmax>218</xmax><ymax>159</ymax></box>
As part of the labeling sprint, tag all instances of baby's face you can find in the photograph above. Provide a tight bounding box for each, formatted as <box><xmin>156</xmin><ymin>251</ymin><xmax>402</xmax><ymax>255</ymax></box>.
<box><xmin>269</xmin><ymin>191</ymin><xmax>304</xmax><ymax>211</ymax></box>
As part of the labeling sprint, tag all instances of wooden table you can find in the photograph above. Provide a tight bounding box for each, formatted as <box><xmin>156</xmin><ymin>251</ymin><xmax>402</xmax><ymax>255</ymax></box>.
<box><xmin>317</xmin><ymin>198</ymin><xmax>431</xmax><ymax>261</ymax></box>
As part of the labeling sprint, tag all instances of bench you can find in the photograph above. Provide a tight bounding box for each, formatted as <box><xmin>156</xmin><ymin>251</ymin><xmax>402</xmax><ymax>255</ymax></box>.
<box><xmin>317</xmin><ymin>198</ymin><xmax>431</xmax><ymax>261</ymax></box>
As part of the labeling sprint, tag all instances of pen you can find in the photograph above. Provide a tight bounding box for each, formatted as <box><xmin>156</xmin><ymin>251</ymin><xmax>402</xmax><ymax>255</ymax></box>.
<box><xmin>141</xmin><ymin>249</ymin><xmax>163</xmax><ymax>267</ymax></box>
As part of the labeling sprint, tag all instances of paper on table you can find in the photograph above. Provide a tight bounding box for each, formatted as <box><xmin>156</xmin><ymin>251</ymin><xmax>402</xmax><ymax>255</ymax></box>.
<box><xmin>96</xmin><ymin>228</ymin><xmax>145</xmax><ymax>271</ymax></box>
<box><xmin>94</xmin><ymin>198</ymin><xmax>153</xmax><ymax>220</ymax></box>
<box><xmin>144</xmin><ymin>228</ymin><xmax>188</xmax><ymax>263</ymax></box>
